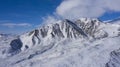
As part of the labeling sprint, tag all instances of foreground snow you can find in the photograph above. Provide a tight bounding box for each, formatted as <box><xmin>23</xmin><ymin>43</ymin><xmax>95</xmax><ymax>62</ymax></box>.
<box><xmin>0</xmin><ymin>36</ymin><xmax>120</xmax><ymax>67</ymax></box>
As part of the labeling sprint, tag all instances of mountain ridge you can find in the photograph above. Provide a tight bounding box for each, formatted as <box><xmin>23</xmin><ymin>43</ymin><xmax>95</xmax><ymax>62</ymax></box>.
<box><xmin>10</xmin><ymin>18</ymin><xmax>120</xmax><ymax>51</ymax></box>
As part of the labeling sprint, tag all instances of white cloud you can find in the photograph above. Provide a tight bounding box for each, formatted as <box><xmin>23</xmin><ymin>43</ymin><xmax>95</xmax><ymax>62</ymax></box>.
<box><xmin>56</xmin><ymin>0</ymin><xmax>120</xmax><ymax>19</ymax></box>
<box><xmin>1</xmin><ymin>23</ymin><xmax>31</xmax><ymax>28</ymax></box>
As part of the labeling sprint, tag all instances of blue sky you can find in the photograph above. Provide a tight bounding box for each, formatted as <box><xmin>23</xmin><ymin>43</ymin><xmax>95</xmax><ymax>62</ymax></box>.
<box><xmin>0</xmin><ymin>0</ymin><xmax>62</xmax><ymax>34</ymax></box>
<box><xmin>0</xmin><ymin>0</ymin><xmax>120</xmax><ymax>34</ymax></box>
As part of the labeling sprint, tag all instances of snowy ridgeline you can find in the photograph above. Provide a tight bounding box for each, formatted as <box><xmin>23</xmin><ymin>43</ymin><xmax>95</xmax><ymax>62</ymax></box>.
<box><xmin>0</xmin><ymin>18</ymin><xmax>120</xmax><ymax>67</ymax></box>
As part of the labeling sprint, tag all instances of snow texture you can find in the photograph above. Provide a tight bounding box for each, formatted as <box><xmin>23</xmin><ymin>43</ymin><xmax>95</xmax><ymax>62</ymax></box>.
<box><xmin>0</xmin><ymin>18</ymin><xmax>120</xmax><ymax>67</ymax></box>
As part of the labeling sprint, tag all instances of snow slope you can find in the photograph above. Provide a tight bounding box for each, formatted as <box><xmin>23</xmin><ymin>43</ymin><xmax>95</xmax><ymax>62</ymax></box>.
<box><xmin>0</xmin><ymin>18</ymin><xmax>120</xmax><ymax>67</ymax></box>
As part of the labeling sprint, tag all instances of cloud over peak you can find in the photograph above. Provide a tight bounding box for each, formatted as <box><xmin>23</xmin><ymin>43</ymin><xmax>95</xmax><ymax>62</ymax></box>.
<box><xmin>56</xmin><ymin>0</ymin><xmax>120</xmax><ymax>19</ymax></box>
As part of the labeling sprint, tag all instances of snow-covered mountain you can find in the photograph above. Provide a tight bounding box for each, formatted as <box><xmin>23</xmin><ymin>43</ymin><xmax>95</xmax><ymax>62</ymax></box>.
<box><xmin>0</xmin><ymin>18</ymin><xmax>120</xmax><ymax>67</ymax></box>
<box><xmin>0</xmin><ymin>34</ymin><xmax>17</xmax><ymax>58</ymax></box>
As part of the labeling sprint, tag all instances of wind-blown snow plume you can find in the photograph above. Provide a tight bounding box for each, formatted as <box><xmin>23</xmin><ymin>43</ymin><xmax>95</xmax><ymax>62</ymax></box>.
<box><xmin>56</xmin><ymin>0</ymin><xmax>120</xmax><ymax>19</ymax></box>
<box><xmin>42</xmin><ymin>16</ymin><xmax>59</xmax><ymax>24</ymax></box>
